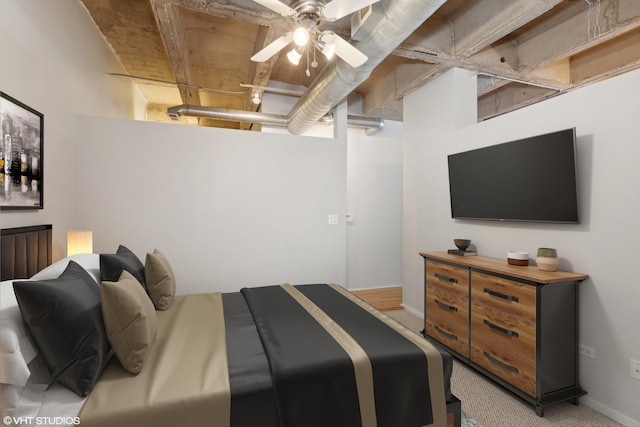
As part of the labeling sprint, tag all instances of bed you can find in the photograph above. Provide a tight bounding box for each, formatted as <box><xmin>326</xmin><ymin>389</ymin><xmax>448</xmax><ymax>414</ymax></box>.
<box><xmin>1</xmin><ymin>225</ymin><xmax>461</xmax><ymax>427</ymax></box>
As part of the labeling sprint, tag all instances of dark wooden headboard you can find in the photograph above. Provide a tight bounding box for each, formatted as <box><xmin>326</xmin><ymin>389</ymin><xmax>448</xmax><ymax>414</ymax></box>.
<box><xmin>1</xmin><ymin>224</ymin><xmax>52</xmax><ymax>280</ymax></box>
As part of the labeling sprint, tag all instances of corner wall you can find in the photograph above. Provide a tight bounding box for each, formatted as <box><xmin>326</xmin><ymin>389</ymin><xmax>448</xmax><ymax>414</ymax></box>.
<box><xmin>347</xmin><ymin>122</ymin><xmax>403</xmax><ymax>290</ymax></box>
<box><xmin>0</xmin><ymin>0</ymin><xmax>142</xmax><ymax>258</ymax></box>
<box><xmin>403</xmin><ymin>67</ymin><xmax>640</xmax><ymax>426</ymax></box>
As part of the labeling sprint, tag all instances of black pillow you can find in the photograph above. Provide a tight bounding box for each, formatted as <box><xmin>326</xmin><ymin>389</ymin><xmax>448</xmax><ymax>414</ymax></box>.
<box><xmin>100</xmin><ymin>245</ymin><xmax>146</xmax><ymax>289</ymax></box>
<box><xmin>13</xmin><ymin>261</ymin><xmax>111</xmax><ymax>397</ymax></box>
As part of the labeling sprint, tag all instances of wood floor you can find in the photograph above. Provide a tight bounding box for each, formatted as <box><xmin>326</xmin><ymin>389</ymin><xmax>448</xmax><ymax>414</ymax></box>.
<box><xmin>351</xmin><ymin>286</ymin><xmax>402</xmax><ymax>311</ymax></box>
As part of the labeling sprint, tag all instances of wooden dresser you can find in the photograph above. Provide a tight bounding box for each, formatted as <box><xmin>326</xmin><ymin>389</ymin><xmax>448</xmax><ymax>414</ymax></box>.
<box><xmin>420</xmin><ymin>251</ymin><xmax>588</xmax><ymax>416</ymax></box>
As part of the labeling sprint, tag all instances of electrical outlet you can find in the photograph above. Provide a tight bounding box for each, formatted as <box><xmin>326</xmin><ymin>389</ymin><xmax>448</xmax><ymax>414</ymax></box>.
<box><xmin>631</xmin><ymin>359</ymin><xmax>640</xmax><ymax>381</ymax></box>
<box><xmin>579</xmin><ymin>344</ymin><xmax>595</xmax><ymax>359</ymax></box>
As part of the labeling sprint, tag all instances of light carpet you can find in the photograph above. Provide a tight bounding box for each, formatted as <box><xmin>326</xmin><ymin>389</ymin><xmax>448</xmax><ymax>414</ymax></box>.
<box><xmin>386</xmin><ymin>310</ymin><xmax>624</xmax><ymax>427</ymax></box>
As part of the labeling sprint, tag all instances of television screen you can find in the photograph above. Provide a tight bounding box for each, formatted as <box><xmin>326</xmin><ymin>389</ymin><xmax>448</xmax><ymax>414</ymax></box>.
<box><xmin>447</xmin><ymin>128</ymin><xmax>579</xmax><ymax>223</ymax></box>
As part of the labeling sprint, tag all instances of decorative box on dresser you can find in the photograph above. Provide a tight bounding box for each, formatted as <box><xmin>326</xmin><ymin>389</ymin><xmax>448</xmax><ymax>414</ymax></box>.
<box><xmin>420</xmin><ymin>252</ymin><xmax>589</xmax><ymax>416</ymax></box>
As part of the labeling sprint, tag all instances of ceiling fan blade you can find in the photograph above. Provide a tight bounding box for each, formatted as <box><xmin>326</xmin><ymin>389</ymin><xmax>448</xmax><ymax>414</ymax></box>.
<box><xmin>321</xmin><ymin>0</ymin><xmax>380</xmax><ymax>21</ymax></box>
<box><xmin>251</xmin><ymin>32</ymin><xmax>294</xmax><ymax>62</ymax></box>
<box><xmin>321</xmin><ymin>32</ymin><xmax>368</xmax><ymax>68</ymax></box>
<box><xmin>251</xmin><ymin>0</ymin><xmax>296</xmax><ymax>17</ymax></box>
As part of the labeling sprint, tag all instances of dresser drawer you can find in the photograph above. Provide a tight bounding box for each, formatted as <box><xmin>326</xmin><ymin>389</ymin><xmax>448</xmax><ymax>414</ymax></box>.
<box><xmin>426</xmin><ymin>317</ymin><xmax>469</xmax><ymax>358</ymax></box>
<box><xmin>471</xmin><ymin>272</ymin><xmax>536</xmax><ymax>322</ymax></box>
<box><xmin>471</xmin><ymin>301</ymin><xmax>535</xmax><ymax>360</ymax></box>
<box><xmin>426</xmin><ymin>261</ymin><xmax>468</xmax><ymax>296</ymax></box>
<box><xmin>471</xmin><ymin>332</ymin><xmax>536</xmax><ymax>397</ymax></box>
<box><xmin>426</xmin><ymin>284</ymin><xmax>469</xmax><ymax>327</ymax></box>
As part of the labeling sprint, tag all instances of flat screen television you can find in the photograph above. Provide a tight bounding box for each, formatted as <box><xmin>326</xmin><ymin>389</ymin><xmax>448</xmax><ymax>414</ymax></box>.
<box><xmin>447</xmin><ymin>128</ymin><xmax>579</xmax><ymax>223</ymax></box>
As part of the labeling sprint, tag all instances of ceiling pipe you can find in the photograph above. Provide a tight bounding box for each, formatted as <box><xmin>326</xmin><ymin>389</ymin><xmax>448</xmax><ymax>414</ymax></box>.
<box><xmin>286</xmin><ymin>0</ymin><xmax>446</xmax><ymax>135</ymax></box>
<box><xmin>167</xmin><ymin>105</ymin><xmax>288</xmax><ymax>126</ymax></box>
<box><xmin>166</xmin><ymin>104</ymin><xmax>385</xmax><ymax>134</ymax></box>
<box><xmin>352</xmin><ymin>115</ymin><xmax>385</xmax><ymax>136</ymax></box>
<box><xmin>318</xmin><ymin>113</ymin><xmax>386</xmax><ymax>136</ymax></box>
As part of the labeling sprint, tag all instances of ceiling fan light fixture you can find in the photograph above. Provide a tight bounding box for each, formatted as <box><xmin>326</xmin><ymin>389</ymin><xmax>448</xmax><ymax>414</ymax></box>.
<box><xmin>287</xmin><ymin>46</ymin><xmax>303</xmax><ymax>65</ymax></box>
<box><xmin>293</xmin><ymin>27</ymin><xmax>310</xmax><ymax>47</ymax></box>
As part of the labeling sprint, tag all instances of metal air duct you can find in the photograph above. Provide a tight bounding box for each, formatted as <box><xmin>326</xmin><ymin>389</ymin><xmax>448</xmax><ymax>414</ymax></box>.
<box><xmin>286</xmin><ymin>0</ymin><xmax>446</xmax><ymax>135</ymax></box>
<box><xmin>166</xmin><ymin>104</ymin><xmax>385</xmax><ymax>134</ymax></box>
<box><xmin>167</xmin><ymin>105</ymin><xmax>288</xmax><ymax>127</ymax></box>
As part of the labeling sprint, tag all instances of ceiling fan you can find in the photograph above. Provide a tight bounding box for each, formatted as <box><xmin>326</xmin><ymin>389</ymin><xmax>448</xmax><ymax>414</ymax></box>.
<box><xmin>250</xmin><ymin>0</ymin><xmax>380</xmax><ymax>70</ymax></box>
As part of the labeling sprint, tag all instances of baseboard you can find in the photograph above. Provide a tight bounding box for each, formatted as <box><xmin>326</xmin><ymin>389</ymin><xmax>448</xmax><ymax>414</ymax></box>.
<box><xmin>400</xmin><ymin>303</ymin><xmax>424</xmax><ymax>319</ymax></box>
<box><xmin>580</xmin><ymin>396</ymin><xmax>640</xmax><ymax>427</ymax></box>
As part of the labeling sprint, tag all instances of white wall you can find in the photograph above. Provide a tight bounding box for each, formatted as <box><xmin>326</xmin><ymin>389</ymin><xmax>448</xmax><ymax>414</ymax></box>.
<box><xmin>262</xmin><ymin>85</ymin><xmax>406</xmax><ymax>290</ymax></box>
<box><xmin>403</xmin><ymin>67</ymin><xmax>640</xmax><ymax>426</ymax></box>
<box><xmin>0</xmin><ymin>0</ymin><xmax>142</xmax><ymax>258</ymax></box>
<box><xmin>74</xmin><ymin>116</ymin><xmax>348</xmax><ymax>294</ymax></box>
<box><xmin>347</xmin><ymin>122</ymin><xmax>403</xmax><ymax>290</ymax></box>
<box><xmin>70</xmin><ymin>115</ymin><xmax>404</xmax><ymax>294</ymax></box>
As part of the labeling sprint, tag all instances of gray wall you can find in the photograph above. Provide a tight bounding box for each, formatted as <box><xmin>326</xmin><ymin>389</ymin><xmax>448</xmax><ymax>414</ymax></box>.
<box><xmin>403</xmin><ymin>67</ymin><xmax>640</xmax><ymax>427</ymax></box>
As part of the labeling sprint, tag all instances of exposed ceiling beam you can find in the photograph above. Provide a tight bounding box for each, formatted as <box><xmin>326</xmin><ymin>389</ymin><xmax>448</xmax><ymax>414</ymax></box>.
<box><xmin>241</xmin><ymin>25</ymin><xmax>278</xmax><ymax>131</ymax></box>
<box><xmin>399</xmin><ymin>0</ymin><xmax>564</xmax><ymax>60</ymax></box>
<box><xmin>468</xmin><ymin>1</ymin><xmax>640</xmax><ymax>83</ymax></box>
<box><xmin>151</xmin><ymin>0</ymin><xmax>201</xmax><ymax>108</ymax></box>
<box><xmin>161</xmin><ymin>0</ymin><xmax>289</xmax><ymax>29</ymax></box>
<box><xmin>478</xmin><ymin>83</ymin><xmax>556</xmax><ymax>121</ymax></box>
<box><xmin>357</xmin><ymin>0</ymin><xmax>562</xmax><ymax>121</ymax></box>
<box><xmin>448</xmin><ymin>0</ymin><xmax>565</xmax><ymax>57</ymax></box>
<box><xmin>571</xmin><ymin>25</ymin><xmax>640</xmax><ymax>84</ymax></box>
<box><xmin>516</xmin><ymin>0</ymin><xmax>640</xmax><ymax>72</ymax></box>
<box><xmin>395</xmin><ymin>0</ymin><xmax>640</xmax><ymax>94</ymax></box>
<box><xmin>360</xmin><ymin>62</ymin><xmax>444</xmax><ymax>117</ymax></box>
<box><xmin>477</xmin><ymin>1</ymin><xmax>640</xmax><ymax>120</ymax></box>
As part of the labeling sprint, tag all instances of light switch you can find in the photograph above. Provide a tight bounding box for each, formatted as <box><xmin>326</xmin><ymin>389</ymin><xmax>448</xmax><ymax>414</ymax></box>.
<box><xmin>328</xmin><ymin>214</ymin><xmax>338</xmax><ymax>225</ymax></box>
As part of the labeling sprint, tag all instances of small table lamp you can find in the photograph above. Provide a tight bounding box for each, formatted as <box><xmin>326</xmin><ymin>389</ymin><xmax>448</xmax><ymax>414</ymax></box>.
<box><xmin>67</xmin><ymin>230</ymin><xmax>93</xmax><ymax>256</ymax></box>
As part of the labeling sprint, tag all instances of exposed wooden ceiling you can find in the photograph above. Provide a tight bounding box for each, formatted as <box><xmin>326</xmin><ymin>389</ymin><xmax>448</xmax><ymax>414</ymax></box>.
<box><xmin>80</xmin><ymin>0</ymin><xmax>640</xmax><ymax>130</ymax></box>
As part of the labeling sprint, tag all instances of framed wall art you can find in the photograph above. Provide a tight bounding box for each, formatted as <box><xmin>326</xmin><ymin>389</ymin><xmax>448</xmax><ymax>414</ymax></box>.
<box><xmin>1</xmin><ymin>92</ymin><xmax>43</xmax><ymax>209</ymax></box>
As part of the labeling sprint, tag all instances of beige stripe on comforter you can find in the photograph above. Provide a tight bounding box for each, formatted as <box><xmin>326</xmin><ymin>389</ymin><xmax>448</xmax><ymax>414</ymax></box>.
<box><xmin>79</xmin><ymin>293</ymin><xmax>231</xmax><ymax>427</ymax></box>
<box><xmin>328</xmin><ymin>284</ymin><xmax>447</xmax><ymax>427</ymax></box>
<box><xmin>281</xmin><ymin>284</ymin><xmax>378</xmax><ymax>427</ymax></box>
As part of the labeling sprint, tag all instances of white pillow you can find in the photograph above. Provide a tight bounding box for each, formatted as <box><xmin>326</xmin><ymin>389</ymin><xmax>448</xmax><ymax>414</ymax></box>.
<box><xmin>0</xmin><ymin>281</ymin><xmax>36</xmax><ymax>386</ymax></box>
<box><xmin>0</xmin><ymin>328</ymin><xmax>31</xmax><ymax>385</ymax></box>
<box><xmin>0</xmin><ymin>383</ymin><xmax>20</xmax><ymax>417</ymax></box>
<box><xmin>31</xmin><ymin>254</ymin><xmax>101</xmax><ymax>284</ymax></box>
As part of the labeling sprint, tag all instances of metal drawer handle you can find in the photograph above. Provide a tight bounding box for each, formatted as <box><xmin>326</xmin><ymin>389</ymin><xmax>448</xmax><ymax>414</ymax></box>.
<box><xmin>434</xmin><ymin>325</ymin><xmax>458</xmax><ymax>341</ymax></box>
<box><xmin>435</xmin><ymin>299</ymin><xmax>458</xmax><ymax>312</ymax></box>
<box><xmin>435</xmin><ymin>273</ymin><xmax>457</xmax><ymax>284</ymax></box>
<box><xmin>483</xmin><ymin>319</ymin><xmax>519</xmax><ymax>337</ymax></box>
<box><xmin>483</xmin><ymin>351</ymin><xmax>519</xmax><ymax>373</ymax></box>
<box><xmin>483</xmin><ymin>287</ymin><xmax>519</xmax><ymax>302</ymax></box>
